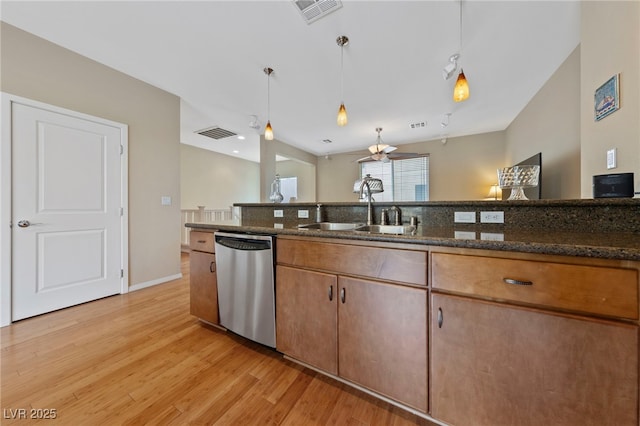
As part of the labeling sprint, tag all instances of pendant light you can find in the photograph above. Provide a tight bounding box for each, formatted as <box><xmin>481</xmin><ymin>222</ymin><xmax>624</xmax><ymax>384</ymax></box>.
<box><xmin>453</xmin><ymin>0</ymin><xmax>470</xmax><ymax>102</ymax></box>
<box><xmin>336</xmin><ymin>35</ymin><xmax>349</xmax><ymax>126</ymax></box>
<box><xmin>454</xmin><ymin>69</ymin><xmax>469</xmax><ymax>102</ymax></box>
<box><xmin>263</xmin><ymin>67</ymin><xmax>274</xmax><ymax>140</ymax></box>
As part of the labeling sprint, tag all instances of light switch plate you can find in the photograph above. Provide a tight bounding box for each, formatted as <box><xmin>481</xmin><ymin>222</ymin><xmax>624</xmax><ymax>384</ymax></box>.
<box><xmin>274</xmin><ymin>210</ymin><xmax>284</xmax><ymax>218</ymax></box>
<box><xmin>297</xmin><ymin>210</ymin><xmax>309</xmax><ymax>218</ymax></box>
<box><xmin>607</xmin><ymin>148</ymin><xmax>617</xmax><ymax>169</ymax></box>
<box><xmin>161</xmin><ymin>196</ymin><xmax>171</xmax><ymax>206</ymax></box>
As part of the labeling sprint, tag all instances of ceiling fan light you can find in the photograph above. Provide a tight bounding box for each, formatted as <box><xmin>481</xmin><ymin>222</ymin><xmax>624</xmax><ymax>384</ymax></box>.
<box><xmin>369</xmin><ymin>143</ymin><xmax>389</xmax><ymax>154</ymax></box>
<box><xmin>337</xmin><ymin>102</ymin><xmax>348</xmax><ymax>126</ymax></box>
<box><xmin>264</xmin><ymin>120</ymin><xmax>273</xmax><ymax>140</ymax></box>
<box><xmin>371</xmin><ymin>153</ymin><xmax>387</xmax><ymax>161</ymax></box>
<box><xmin>453</xmin><ymin>69</ymin><xmax>470</xmax><ymax>102</ymax></box>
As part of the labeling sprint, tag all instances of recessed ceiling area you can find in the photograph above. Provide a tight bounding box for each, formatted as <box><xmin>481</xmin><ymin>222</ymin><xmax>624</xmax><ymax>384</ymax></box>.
<box><xmin>1</xmin><ymin>1</ymin><xmax>581</xmax><ymax>163</ymax></box>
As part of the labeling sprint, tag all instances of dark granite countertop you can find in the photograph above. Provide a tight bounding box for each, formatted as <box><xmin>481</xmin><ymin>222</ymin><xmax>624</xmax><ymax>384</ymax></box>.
<box><xmin>186</xmin><ymin>222</ymin><xmax>640</xmax><ymax>261</ymax></box>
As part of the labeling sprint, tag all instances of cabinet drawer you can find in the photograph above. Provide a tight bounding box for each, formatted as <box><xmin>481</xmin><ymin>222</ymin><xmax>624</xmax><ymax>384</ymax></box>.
<box><xmin>431</xmin><ymin>252</ymin><xmax>638</xmax><ymax>319</ymax></box>
<box><xmin>277</xmin><ymin>239</ymin><xmax>426</xmax><ymax>286</ymax></box>
<box><xmin>189</xmin><ymin>231</ymin><xmax>215</xmax><ymax>253</ymax></box>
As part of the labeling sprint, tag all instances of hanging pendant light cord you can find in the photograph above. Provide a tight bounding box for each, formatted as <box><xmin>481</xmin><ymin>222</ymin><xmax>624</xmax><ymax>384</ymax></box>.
<box><xmin>340</xmin><ymin>44</ymin><xmax>344</xmax><ymax>103</ymax></box>
<box><xmin>459</xmin><ymin>0</ymin><xmax>463</xmax><ymax>55</ymax></box>
<box><xmin>267</xmin><ymin>71</ymin><xmax>270</xmax><ymax>121</ymax></box>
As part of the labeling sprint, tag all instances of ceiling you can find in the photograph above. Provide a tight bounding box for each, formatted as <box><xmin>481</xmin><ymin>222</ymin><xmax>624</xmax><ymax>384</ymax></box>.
<box><xmin>1</xmin><ymin>1</ymin><xmax>581</xmax><ymax>163</ymax></box>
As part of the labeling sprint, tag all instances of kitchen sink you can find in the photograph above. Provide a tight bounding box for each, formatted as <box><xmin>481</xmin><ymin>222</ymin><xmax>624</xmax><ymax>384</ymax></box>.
<box><xmin>354</xmin><ymin>224</ymin><xmax>417</xmax><ymax>235</ymax></box>
<box><xmin>297</xmin><ymin>222</ymin><xmax>365</xmax><ymax>231</ymax></box>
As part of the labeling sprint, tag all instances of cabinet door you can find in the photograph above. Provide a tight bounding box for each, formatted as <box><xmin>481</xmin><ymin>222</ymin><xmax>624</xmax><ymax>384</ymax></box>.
<box><xmin>431</xmin><ymin>293</ymin><xmax>638</xmax><ymax>426</ymax></box>
<box><xmin>189</xmin><ymin>251</ymin><xmax>218</xmax><ymax>324</ymax></box>
<box><xmin>276</xmin><ymin>265</ymin><xmax>338</xmax><ymax>374</ymax></box>
<box><xmin>339</xmin><ymin>276</ymin><xmax>427</xmax><ymax>413</ymax></box>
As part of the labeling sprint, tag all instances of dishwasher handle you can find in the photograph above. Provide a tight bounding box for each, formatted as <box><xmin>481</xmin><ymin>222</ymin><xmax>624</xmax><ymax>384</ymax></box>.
<box><xmin>215</xmin><ymin>235</ymin><xmax>272</xmax><ymax>251</ymax></box>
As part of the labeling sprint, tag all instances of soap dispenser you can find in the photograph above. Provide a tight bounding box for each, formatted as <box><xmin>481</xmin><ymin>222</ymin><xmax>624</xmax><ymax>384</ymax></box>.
<box><xmin>316</xmin><ymin>204</ymin><xmax>323</xmax><ymax>223</ymax></box>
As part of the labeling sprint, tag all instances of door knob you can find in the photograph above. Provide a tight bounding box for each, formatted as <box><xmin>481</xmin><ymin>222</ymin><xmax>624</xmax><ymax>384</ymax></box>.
<box><xmin>17</xmin><ymin>220</ymin><xmax>30</xmax><ymax>228</ymax></box>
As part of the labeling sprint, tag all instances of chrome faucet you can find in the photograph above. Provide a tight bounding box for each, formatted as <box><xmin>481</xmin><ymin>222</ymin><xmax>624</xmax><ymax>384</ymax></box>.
<box><xmin>359</xmin><ymin>179</ymin><xmax>374</xmax><ymax>225</ymax></box>
<box><xmin>389</xmin><ymin>205</ymin><xmax>402</xmax><ymax>225</ymax></box>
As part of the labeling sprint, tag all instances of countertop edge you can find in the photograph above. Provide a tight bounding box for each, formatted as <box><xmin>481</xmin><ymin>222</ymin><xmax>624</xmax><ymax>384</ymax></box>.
<box><xmin>186</xmin><ymin>223</ymin><xmax>640</xmax><ymax>262</ymax></box>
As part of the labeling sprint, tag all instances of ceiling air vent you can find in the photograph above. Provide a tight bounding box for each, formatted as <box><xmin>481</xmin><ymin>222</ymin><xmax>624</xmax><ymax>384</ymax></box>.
<box><xmin>293</xmin><ymin>0</ymin><xmax>342</xmax><ymax>24</ymax></box>
<box><xmin>196</xmin><ymin>126</ymin><xmax>237</xmax><ymax>140</ymax></box>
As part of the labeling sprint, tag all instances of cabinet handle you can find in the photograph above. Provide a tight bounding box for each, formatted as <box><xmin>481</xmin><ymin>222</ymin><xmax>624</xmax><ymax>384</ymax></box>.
<box><xmin>328</xmin><ymin>285</ymin><xmax>333</xmax><ymax>301</ymax></box>
<box><xmin>340</xmin><ymin>288</ymin><xmax>346</xmax><ymax>304</ymax></box>
<box><xmin>210</xmin><ymin>262</ymin><xmax>216</xmax><ymax>273</ymax></box>
<box><xmin>503</xmin><ymin>278</ymin><xmax>533</xmax><ymax>286</ymax></box>
<box><xmin>437</xmin><ymin>308</ymin><xmax>443</xmax><ymax>328</ymax></box>
<box><xmin>197</xmin><ymin>240</ymin><xmax>207</xmax><ymax>243</ymax></box>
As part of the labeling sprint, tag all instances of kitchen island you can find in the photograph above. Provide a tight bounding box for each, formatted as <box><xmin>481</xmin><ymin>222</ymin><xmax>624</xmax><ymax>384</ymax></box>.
<box><xmin>186</xmin><ymin>198</ymin><xmax>640</xmax><ymax>426</ymax></box>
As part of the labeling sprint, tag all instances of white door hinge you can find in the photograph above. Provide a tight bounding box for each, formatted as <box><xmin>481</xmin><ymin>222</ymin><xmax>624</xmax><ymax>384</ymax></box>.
<box><xmin>120</xmin><ymin>144</ymin><xmax>124</xmax><ymax>155</ymax></box>
<box><xmin>120</xmin><ymin>269</ymin><xmax>124</xmax><ymax>278</ymax></box>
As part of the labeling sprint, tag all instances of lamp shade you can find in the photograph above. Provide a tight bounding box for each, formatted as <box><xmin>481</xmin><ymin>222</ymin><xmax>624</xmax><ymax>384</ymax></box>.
<box><xmin>486</xmin><ymin>184</ymin><xmax>502</xmax><ymax>200</ymax></box>
<box><xmin>264</xmin><ymin>120</ymin><xmax>273</xmax><ymax>140</ymax></box>
<box><xmin>337</xmin><ymin>103</ymin><xmax>348</xmax><ymax>126</ymax></box>
<box><xmin>453</xmin><ymin>69</ymin><xmax>470</xmax><ymax>102</ymax></box>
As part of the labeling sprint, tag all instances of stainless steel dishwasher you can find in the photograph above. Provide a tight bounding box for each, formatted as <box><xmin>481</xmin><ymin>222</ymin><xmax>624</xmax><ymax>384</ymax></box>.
<box><xmin>214</xmin><ymin>231</ymin><xmax>276</xmax><ymax>348</ymax></box>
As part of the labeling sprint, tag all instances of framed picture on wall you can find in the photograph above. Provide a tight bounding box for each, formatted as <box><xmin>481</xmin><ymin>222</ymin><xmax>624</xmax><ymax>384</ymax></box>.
<box><xmin>594</xmin><ymin>74</ymin><xmax>620</xmax><ymax>121</ymax></box>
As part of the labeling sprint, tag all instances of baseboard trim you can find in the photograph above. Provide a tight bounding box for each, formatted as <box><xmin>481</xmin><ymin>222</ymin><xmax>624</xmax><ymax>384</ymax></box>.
<box><xmin>129</xmin><ymin>273</ymin><xmax>182</xmax><ymax>292</ymax></box>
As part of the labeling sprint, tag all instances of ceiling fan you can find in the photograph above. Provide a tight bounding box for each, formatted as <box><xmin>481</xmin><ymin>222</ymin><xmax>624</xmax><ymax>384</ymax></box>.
<box><xmin>357</xmin><ymin>127</ymin><xmax>419</xmax><ymax>163</ymax></box>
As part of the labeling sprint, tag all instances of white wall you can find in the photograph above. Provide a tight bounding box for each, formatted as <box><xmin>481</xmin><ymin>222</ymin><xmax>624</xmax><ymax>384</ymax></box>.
<box><xmin>580</xmin><ymin>1</ymin><xmax>640</xmax><ymax>197</ymax></box>
<box><xmin>180</xmin><ymin>144</ymin><xmax>260</xmax><ymax>209</ymax></box>
<box><xmin>317</xmin><ymin>131</ymin><xmax>506</xmax><ymax>202</ymax></box>
<box><xmin>276</xmin><ymin>159</ymin><xmax>316</xmax><ymax>202</ymax></box>
<box><xmin>505</xmin><ymin>47</ymin><xmax>581</xmax><ymax>199</ymax></box>
<box><xmin>260</xmin><ymin>136</ymin><xmax>318</xmax><ymax>203</ymax></box>
<box><xmin>1</xmin><ymin>22</ymin><xmax>181</xmax><ymax>288</ymax></box>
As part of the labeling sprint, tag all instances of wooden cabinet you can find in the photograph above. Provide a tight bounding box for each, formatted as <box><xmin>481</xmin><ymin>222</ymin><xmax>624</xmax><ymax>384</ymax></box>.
<box><xmin>274</xmin><ymin>235</ymin><xmax>640</xmax><ymax>424</ymax></box>
<box><xmin>276</xmin><ymin>237</ymin><xmax>428</xmax><ymax>413</ymax></box>
<box><xmin>276</xmin><ymin>265</ymin><xmax>338</xmax><ymax>374</ymax></box>
<box><xmin>431</xmin><ymin>251</ymin><xmax>638</xmax><ymax>319</ymax></box>
<box><xmin>430</xmin><ymin>249</ymin><xmax>639</xmax><ymax>426</ymax></box>
<box><xmin>277</xmin><ymin>237</ymin><xmax>427</xmax><ymax>286</ymax></box>
<box><xmin>189</xmin><ymin>231</ymin><xmax>218</xmax><ymax>324</ymax></box>
<box><xmin>338</xmin><ymin>276</ymin><xmax>427</xmax><ymax>412</ymax></box>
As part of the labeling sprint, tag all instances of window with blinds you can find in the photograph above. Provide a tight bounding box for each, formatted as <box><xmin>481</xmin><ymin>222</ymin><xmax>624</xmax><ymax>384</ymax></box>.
<box><xmin>360</xmin><ymin>156</ymin><xmax>429</xmax><ymax>202</ymax></box>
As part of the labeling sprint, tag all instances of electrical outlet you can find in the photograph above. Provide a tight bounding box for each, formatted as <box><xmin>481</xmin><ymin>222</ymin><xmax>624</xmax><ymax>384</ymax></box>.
<box><xmin>454</xmin><ymin>211</ymin><xmax>476</xmax><ymax>223</ymax></box>
<box><xmin>480</xmin><ymin>211</ymin><xmax>504</xmax><ymax>224</ymax></box>
<box><xmin>161</xmin><ymin>196</ymin><xmax>171</xmax><ymax>206</ymax></box>
<box><xmin>274</xmin><ymin>210</ymin><xmax>283</xmax><ymax>218</ymax></box>
<box><xmin>297</xmin><ymin>210</ymin><xmax>309</xmax><ymax>218</ymax></box>
<box><xmin>454</xmin><ymin>231</ymin><xmax>476</xmax><ymax>240</ymax></box>
<box><xmin>607</xmin><ymin>148</ymin><xmax>617</xmax><ymax>169</ymax></box>
<box><xmin>273</xmin><ymin>223</ymin><xmax>284</xmax><ymax>229</ymax></box>
<box><xmin>481</xmin><ymin>232</ymin><xmax>504</xmax><ymax>241</ymax></box>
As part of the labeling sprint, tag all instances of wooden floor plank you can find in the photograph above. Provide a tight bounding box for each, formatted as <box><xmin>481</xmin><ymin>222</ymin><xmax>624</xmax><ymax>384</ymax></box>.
<box><xmin>1</xmin><ymin>253</ymin><xmax>437</xmax><ymax>425</ymax></box>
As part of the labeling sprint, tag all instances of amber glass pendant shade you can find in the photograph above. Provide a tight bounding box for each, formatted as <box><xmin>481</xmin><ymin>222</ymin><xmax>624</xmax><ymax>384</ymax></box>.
<box><xmin>337</xmin><ymin>103</ymin><xmax>348</xmax><ymax>126</ymax></box>
<box><xmin>453</xmin><ymin>69</ymin><xmax>470</xmax><ymax>102</ymax></box>
<box><xmin>264</xmin><ymin>120</ymin><xmax>273</xmax><ymax>140</ymax></box>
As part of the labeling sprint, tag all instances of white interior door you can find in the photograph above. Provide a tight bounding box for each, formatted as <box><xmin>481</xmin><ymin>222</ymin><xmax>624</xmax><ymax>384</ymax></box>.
<box><xmin>12</xmin><ymin>102</ymin><xmax>125</xmax><ymax>321</ymax></box>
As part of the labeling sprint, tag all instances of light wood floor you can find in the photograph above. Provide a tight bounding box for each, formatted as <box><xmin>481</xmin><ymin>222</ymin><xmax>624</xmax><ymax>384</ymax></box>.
<box><xmin>1</xmin><ymin>253</ymin><xmax>437</xmax><ymax>425</ymax></box>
